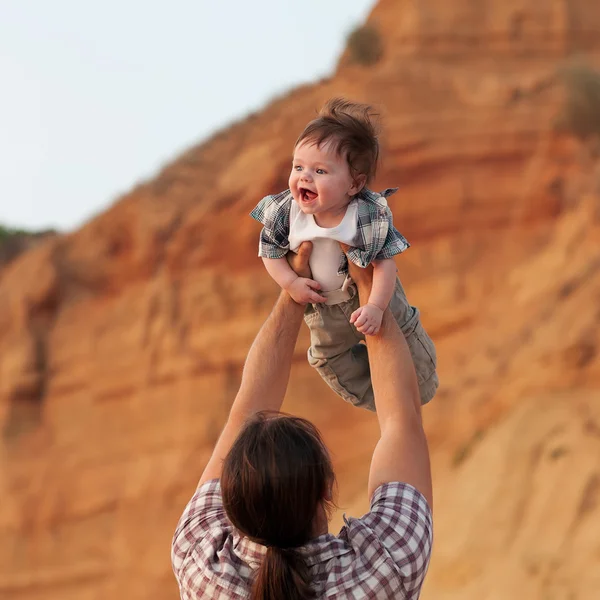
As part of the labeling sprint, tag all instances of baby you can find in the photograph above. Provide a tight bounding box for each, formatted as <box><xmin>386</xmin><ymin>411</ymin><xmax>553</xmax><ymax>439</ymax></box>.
<box><xmin>251</xmin><ymin>98</ymin><xmax>438</xmax><ymax>411</ymax></box>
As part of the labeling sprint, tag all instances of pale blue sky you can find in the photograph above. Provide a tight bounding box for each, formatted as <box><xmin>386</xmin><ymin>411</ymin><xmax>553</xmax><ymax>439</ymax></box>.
<box><xmin>0</xmin><ymin>0</ymin><xmax>376</xmax><ymax>231</ymax></box>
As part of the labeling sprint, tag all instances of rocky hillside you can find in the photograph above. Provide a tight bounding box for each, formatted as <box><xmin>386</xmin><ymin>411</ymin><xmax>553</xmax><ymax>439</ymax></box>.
<box><xmin>1</xmin><ymin>1</ymin><xmax>600</xmax><ymax>598</ymax></box>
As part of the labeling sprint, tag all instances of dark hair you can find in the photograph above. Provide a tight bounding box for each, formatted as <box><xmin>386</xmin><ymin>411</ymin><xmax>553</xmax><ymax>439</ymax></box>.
<box><xmin>221</xmin><ymin>412</ymin><xmax>335</xmax><ymax>600</ymax></box>
<box><xmin>295</xmin><ymin>97</ymin><xmax>380</xmax><ymax>185</ymax></box>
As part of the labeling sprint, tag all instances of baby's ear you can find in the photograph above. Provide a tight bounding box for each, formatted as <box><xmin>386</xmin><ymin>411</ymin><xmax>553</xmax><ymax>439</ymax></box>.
<box><xmin>350</xmin><ymin>174</ymin><xmax>367</xmax><ymax>195</ymax></box>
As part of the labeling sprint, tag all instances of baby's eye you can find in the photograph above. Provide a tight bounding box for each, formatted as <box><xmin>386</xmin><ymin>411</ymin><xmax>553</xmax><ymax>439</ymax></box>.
<box><xmin>293</xmin><ymin>165</ymin><xmax>302</xmax><ymax>171</ymax></box>
<box><xmin>316</xmin><ymin>168</ymin><xmax>326</xmax><ymax>175</ymax></box>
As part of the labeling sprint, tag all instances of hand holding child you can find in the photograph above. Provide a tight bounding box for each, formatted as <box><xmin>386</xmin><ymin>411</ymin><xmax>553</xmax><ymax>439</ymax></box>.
<box><xmin>339</xmin><ymin>243</ymin><xmax>382</xmax><ymax>336</ymax></box>
<box><xmin>339</xmin><ymin>243</ymin><xmax>374</xmax><ymax>293</ymax></box>
<box><xmin>286</xmin><ymin>242</ymin><xmax>327</xmax><ymax>305</ymax></box>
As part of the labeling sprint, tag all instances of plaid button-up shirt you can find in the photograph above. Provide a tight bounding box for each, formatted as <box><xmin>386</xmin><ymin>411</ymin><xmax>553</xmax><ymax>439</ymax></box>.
<box><xmin>172</xmin><ymin>479</ymin><xmax>433</xmax><ymax>599</ymax></box>
<box><xmin>250</xmin><ymin>188</ymin><xmax>410</xmax><ymax>275</ymax></box>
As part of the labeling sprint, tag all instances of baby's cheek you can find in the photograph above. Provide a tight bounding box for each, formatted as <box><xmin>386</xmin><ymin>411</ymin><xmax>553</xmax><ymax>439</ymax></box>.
<box><xmin>288</xmin><ymin>183</ymin><xmax>298</xmax><ymax>201</ymax></box>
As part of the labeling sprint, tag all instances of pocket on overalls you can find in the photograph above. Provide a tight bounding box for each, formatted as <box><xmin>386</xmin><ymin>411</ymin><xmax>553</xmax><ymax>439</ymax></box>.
<box><xmin>406</xmin><ymin>322</ymin><xmax>437</xmax><ymax>385</ymax></box>
<box><xmin>303</xmin><ymin>302</ymin><xmax>318</xmax><ymax>322</ymax></box>
<box><xmin>307</xmin><ymin>349</ymin><xmax>362</xmax><ymax>406</ymax></box>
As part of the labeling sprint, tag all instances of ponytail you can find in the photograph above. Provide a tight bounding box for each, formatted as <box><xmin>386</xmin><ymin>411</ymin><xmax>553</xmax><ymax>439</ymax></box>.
<box><xmin>250</xmin><ymin>546</ymin><xmax>315</xmax><ymax>600</ymax></box>
<box><xmin>222</xmin><ymin>413</ymin><xmax>335</xmax><ymax>600</ymax></box>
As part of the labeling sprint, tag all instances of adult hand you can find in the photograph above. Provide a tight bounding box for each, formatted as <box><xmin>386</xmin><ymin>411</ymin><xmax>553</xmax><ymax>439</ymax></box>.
<box><xmin>286</xmin><ymin>242</ymin><xmax>327</xmax><ymax>304</ymax></box>
<box><xmin>339</xmin><ymin>243</ymin><xmax>374</xmax><ymax>303</ymax></box>
<box><xmin>287</xmin><ymin>241</ymin><xmax>314</xmax><ymax>278</ymax></box>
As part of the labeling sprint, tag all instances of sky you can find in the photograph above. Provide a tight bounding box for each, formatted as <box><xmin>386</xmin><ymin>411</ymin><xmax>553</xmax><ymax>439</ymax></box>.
<box><xmin>0</xmin><ymin>0</ymin><xmax>376</xmax><ymax>232</ymax></box>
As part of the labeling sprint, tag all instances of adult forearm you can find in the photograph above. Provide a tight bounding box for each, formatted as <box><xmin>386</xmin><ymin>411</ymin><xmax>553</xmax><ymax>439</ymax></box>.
<box><xmin>348</xmin><ymin>248</ymin><xmax>431</xmax><ymax>506</ymax></box>
<box><xmin>365</xmin><ymin>308</ymin><xmax>422</xmax><ymax>426</ymax></box>
<box><xmin>230</xmin><ymin>291</ymin><xmax>304</xmax><ymax>418</ymax></box>
<box><xmin>196</xmin><ymin>245</ymin><xmax>314</xmax><ymax>488</ymax></box>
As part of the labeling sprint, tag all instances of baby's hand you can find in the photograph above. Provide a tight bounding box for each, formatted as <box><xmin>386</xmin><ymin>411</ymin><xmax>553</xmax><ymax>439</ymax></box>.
<box><xmin>350</xmin><ymin>303</ymin><xmax>383</xmax><ymax>336</ymax></box>
<box><xmin>286</xmin><ymin>277</ymin><xmax>327</xmax><ymax>305</ymax></box>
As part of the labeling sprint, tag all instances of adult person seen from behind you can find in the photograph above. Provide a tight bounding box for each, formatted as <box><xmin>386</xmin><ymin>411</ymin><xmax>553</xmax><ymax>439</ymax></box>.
<box><xmin>171</xmin><ymin>242</ymin><xmax>433</xmax><ymax>599</ymax></box>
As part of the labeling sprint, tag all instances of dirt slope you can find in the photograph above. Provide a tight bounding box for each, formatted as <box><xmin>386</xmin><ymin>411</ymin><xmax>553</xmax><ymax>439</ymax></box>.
<box><xmin>1</xmin><ymin>1</ymin><xmax>600</xmax><ymax>598</ymax></box>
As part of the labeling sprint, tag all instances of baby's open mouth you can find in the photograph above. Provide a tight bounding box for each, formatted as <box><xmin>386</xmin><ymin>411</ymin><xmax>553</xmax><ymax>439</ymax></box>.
<box><xmin>299</xmin><ymin>187</ymin><xmax>317</xmax><ymax>202</ymax></box>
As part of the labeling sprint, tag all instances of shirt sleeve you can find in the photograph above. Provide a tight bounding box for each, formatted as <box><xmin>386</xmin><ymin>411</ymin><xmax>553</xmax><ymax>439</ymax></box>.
<box><xmin>171</xmin><ymin>479</ymin><xmax>228</xmax><ymax>579</ymax></box>
<box><xmin>374</xmin><ymin>205</ymin><xmax>410</xmax><ymax>260</ymax></box>
<box><xmin>352</xmin><ymin>482</ymin><xmax>433</xmax><ymax>597</ymax></box>
<box><xmin>250</xmin><ymin>191</ymin><xmax>292</xmax><ymax>259</ymax></box>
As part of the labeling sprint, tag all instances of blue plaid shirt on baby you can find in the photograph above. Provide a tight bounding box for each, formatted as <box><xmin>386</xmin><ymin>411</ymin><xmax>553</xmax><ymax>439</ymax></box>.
<box><xmin>250</xmin><ymin>187</ymin><xmax>410</xmax><ymax>275</ymax></box>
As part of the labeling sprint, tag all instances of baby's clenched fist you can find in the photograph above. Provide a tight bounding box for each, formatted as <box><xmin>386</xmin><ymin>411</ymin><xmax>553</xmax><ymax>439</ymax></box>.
<box><xmin>350</xmin><ymin>303</ymin><xmax>383</xmax><ymax>336</ymax></box>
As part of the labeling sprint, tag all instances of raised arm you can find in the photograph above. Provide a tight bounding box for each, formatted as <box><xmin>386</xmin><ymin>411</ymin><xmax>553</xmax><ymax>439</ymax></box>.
<box><xmin>342</xmin><ymin>246</ymin><xmax>433</xmax><ymax>509</ymax></box>
<box><xmin>197</xmin><ymin>243</ymin><xmax>313</xmax><ymax>488</ymax></box>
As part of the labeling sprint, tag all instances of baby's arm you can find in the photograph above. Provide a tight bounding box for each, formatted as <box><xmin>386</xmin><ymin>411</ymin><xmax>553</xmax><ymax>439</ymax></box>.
<box><xmin>367</xmin><ymin>258</ymin><xmax>397</xmax><ymax>311</ymax></box>
<box><xmin>263</xmin><ymin>257</ymin><xmax>327</xmax><ymax>305</ymax></box>
<box><xmin>350</xmin><ymin>258</ymin><xmax>397</xmax><ymax>336</ymax></box>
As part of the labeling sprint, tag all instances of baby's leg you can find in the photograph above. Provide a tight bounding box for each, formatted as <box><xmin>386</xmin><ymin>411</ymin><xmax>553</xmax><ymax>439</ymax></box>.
<box><xmin>304</xmin><ymin>295</ymin><xmax>376</xmax><ymax>411</ymax></box>
<box><xmin>305</xmin><ymin>278</ymin><xmax>439</xmax><ymax>410</ymax></box>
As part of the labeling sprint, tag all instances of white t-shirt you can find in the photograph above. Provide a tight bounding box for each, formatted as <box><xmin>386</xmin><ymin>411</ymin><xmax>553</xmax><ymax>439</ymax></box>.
<box><xmin>288</xmin><ymin>199</ymin><xmax>360</xmax><ymax>292</ymax></box>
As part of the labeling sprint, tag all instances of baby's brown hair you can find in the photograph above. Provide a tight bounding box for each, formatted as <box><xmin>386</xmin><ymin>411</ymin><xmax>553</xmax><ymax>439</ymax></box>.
<box><xmin>295</xmin><ymin>98</ymin><xmax>380</xmax><ymax>186</ymax></box>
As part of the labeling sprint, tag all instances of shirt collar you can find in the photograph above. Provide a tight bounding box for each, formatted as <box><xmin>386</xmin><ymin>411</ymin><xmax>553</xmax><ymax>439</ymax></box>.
<box><xmin>232</xmin><ymin>529</ymin><xmax>351</xmax><ymax>569</ymax></box>
<box><xmin>300</xmin><ymin>533</ymin><xmax>352</xmax><ymax>566</ymax></box>
<box><xmin>358</xmin><ymin>187</ymin><xmax>399</xmax><ymax>208</ymax></box>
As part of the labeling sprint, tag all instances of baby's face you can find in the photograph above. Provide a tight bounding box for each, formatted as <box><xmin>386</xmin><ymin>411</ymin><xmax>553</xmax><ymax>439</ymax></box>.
<box><xmin>289</xmin><ymin>140</ymin><xmax>363</xmax><ymax>227</ymax></box>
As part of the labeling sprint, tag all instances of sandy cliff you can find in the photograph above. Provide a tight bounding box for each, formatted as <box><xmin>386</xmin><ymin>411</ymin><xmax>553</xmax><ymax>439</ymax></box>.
<box><xmin>2</xmin><ymin>1</ymin><xmax>600</xmax><ymax>598</ymax></box>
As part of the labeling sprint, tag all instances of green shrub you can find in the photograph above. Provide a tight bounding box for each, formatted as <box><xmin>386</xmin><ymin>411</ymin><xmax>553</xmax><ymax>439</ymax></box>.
<box><xmin>0</xmin><ymin>224</ymin><xmax>30</xmax><ymax>242</ymax></box>
<box><xmin>555</xmin><ymin>62</ymin><xmax>600</xmax><ymax>140</ymax></box>
<box><xmin>0</xmin><ymin>225</ymin><xmax>56</xmax><ymax>268</ymax></box>
<box><xmin>347</xmin><ymin>25</ymin><xmax>383</xmax><ymax>66</ymax></box>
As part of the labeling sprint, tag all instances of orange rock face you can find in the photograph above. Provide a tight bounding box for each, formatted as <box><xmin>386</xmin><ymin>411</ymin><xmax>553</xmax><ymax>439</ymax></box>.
<box><xmin>2</xmin><ymin>2</ymin><xmax>600</xmax><ymax>598</ymax></box>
